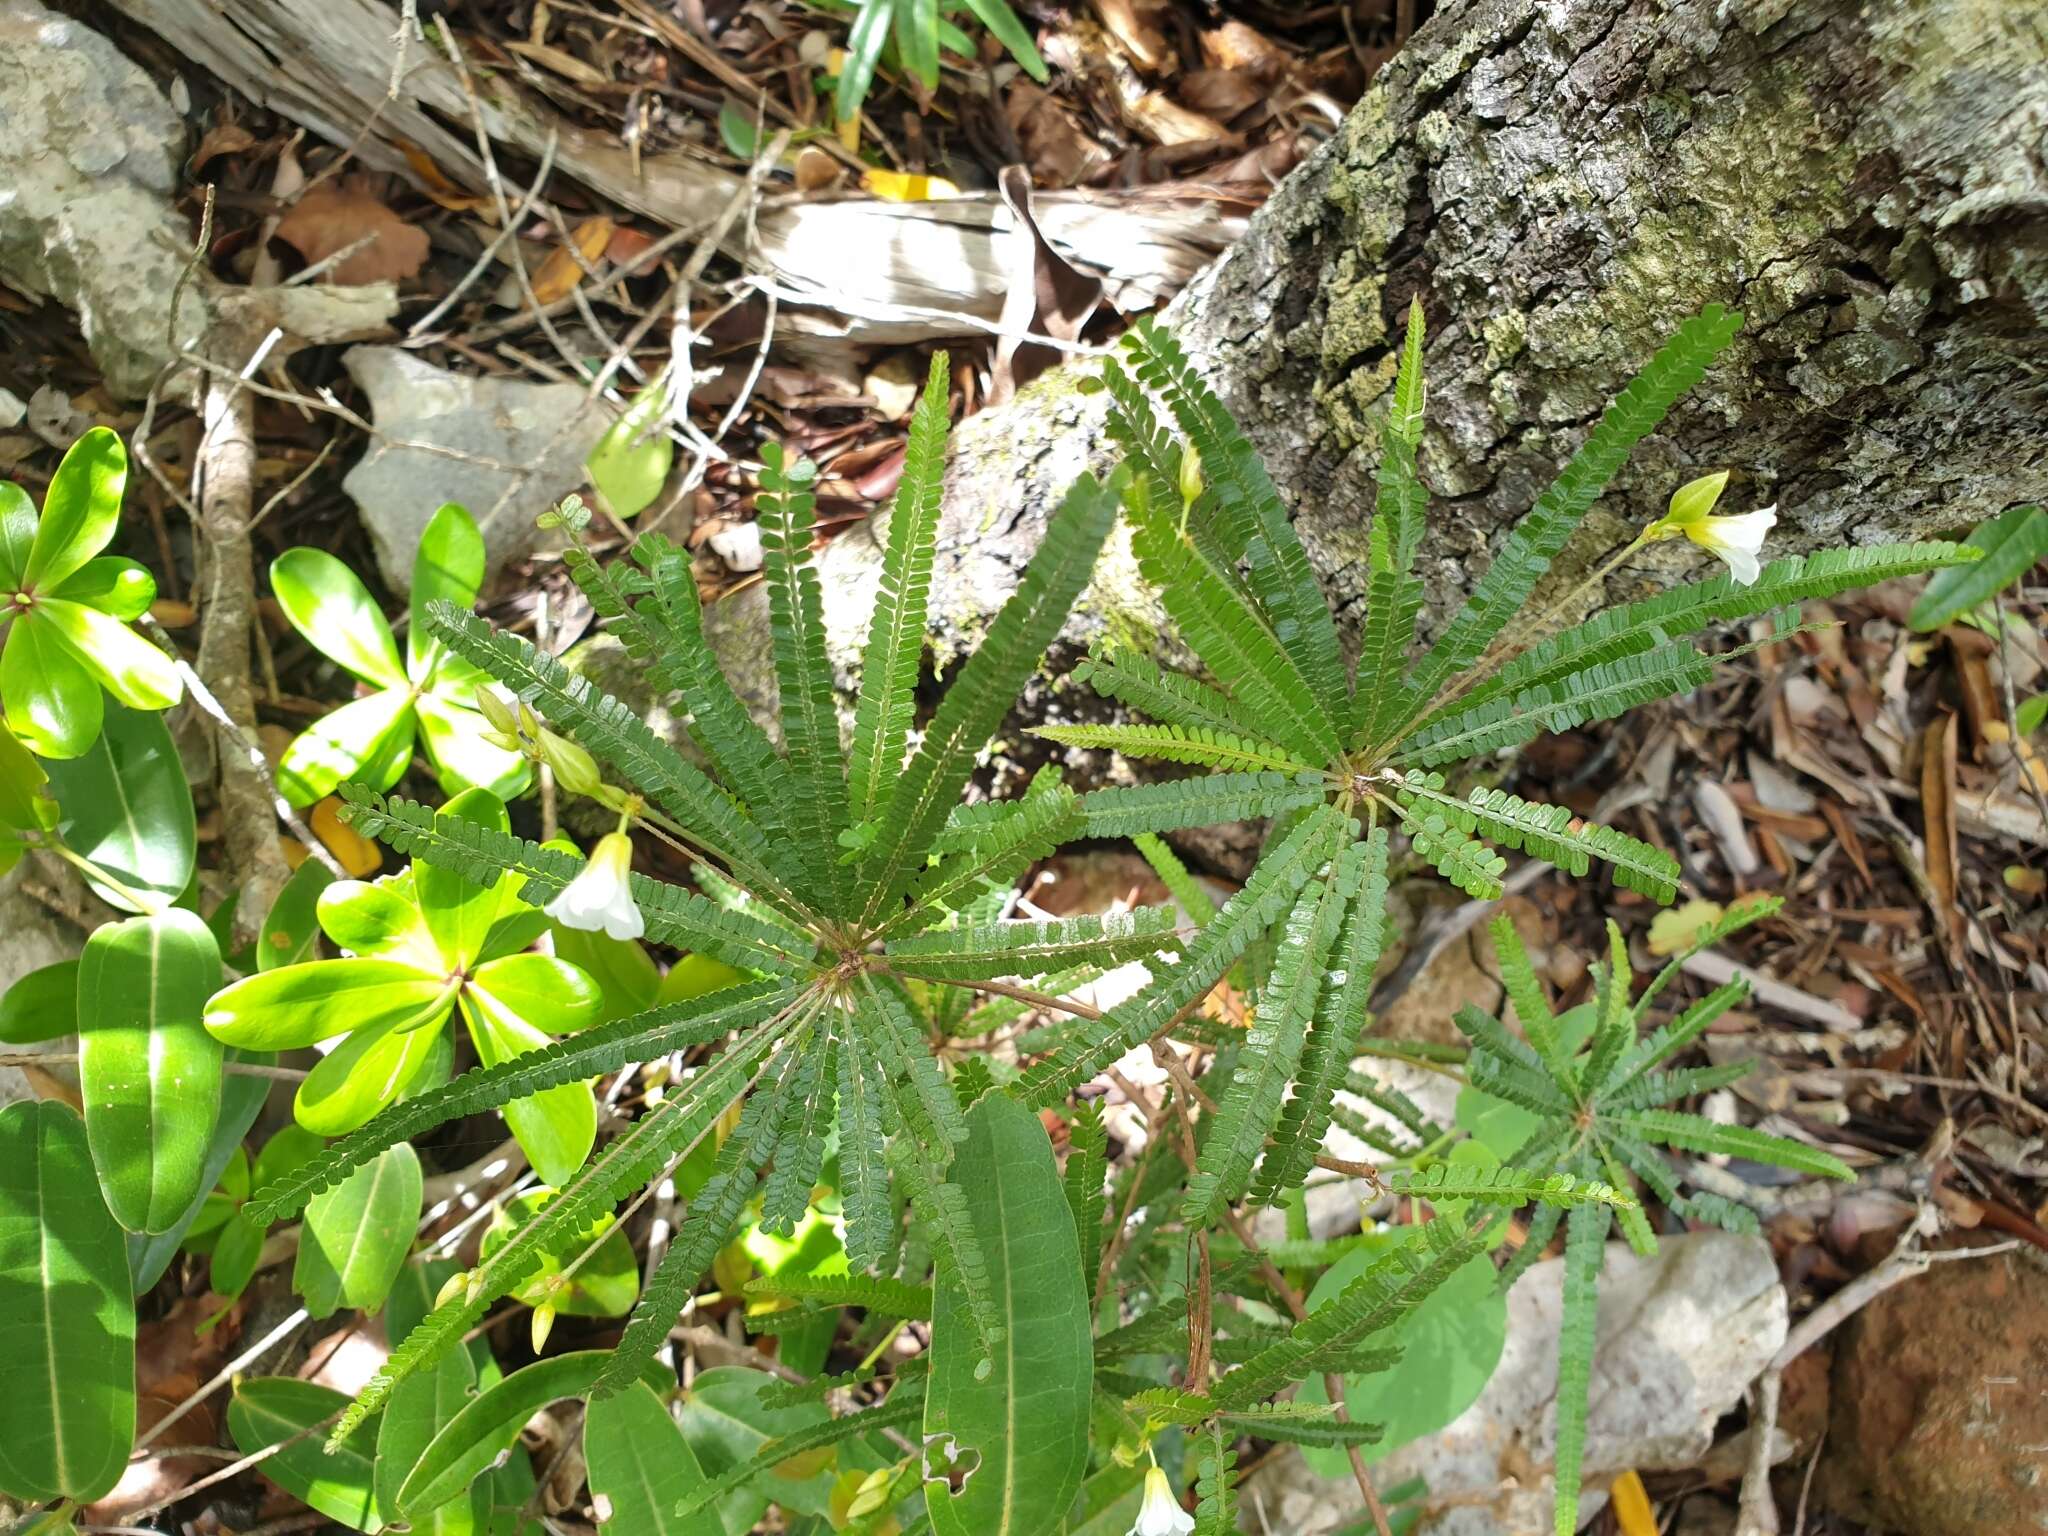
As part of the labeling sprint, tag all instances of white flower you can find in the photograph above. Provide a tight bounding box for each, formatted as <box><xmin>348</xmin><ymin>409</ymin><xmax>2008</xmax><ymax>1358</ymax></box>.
<box><xmin>545</xmin><ymin>831</ymin><xmax>644</xmax><ymax>941</ymax></box>
<box><xmin>1682</xmin><ymin>504</ymin><xmax>1777</xmax><ymax>585</ymax></box>
<box><xmin>1645</xmin><ymin>472</ymin><xmax>1776</xmax><ymax>586</ymax></box>
<box><xmin>1129</xmin><ymin>1466</ymin><xmax>1194</xmax><ymax>1536</ymax></box>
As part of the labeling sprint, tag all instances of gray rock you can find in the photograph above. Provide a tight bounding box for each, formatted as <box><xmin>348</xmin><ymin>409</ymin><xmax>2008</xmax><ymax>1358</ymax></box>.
<box><xmin>341</xmin><ymin>347</ymin><xmax>611</xmax><ymax>593</ymax></box>
<box><xmin>0</xmin><ymin>0</ymin><xmax>207</xmax><ymax>397</ymax></box>
<box><xmin>1250</xmin><ymin>1231</ymin><xmax>1787</xmax><ymax>1534</ymax></box>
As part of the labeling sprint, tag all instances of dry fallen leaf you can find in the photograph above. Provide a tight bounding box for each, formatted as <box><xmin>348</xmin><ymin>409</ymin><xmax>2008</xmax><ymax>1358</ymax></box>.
<box><xmin>531</xmin><ymin>216</ymin><xmax>615</xmax><ymax>304</ymax></box>
<box><xmin>273</xmin><ymin>179</ymin><xmax>431</xmax><ymax>285</ymax></box>
<box><xmin>1922</xmin><ymin>713</ymin><xmax>1965</xmax><ymax>957</ymax></box>
<box><xmin>190</xmin><ymin>120</ymin><xmax>258</xmax><ymax>175</ymax></box>
<box><xmin>860</xmin><ymin>168</ymin><xmax>962</xmax><ymax>202</ymax></box>
<box><xmin>397</xmin><ymin>138</ymin><xmax>497</xmax><ymax>214</ymax></box>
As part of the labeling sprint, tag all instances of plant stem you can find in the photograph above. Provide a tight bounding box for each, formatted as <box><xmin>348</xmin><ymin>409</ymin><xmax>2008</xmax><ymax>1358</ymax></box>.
<box><xmin>41</xmin><ymin>839</ymin><xmax>165</xmax><ymax>917</ymax></box>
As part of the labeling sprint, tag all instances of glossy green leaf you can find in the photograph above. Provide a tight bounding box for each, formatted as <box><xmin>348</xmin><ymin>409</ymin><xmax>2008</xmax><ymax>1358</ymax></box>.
<box><xmin>0</xmin><ymin>479</ymin><xmax>35</xmax><ymax>588</ymax></box>
<box><xmin>397</xmin><ymin>1352</ymin><xmax>609</xmax><ymax>1518</ymax></box>
<box><xmin>1</xmin><ymin>614</ymin><xmax>99</xmax><ymax>759</ymax></box>
<box><xmin>418</xmin><ymin>789</ymin><xmax>526</xmax><ymax>972</ymax></box>
<box><xmin>0</xmin><ymin>712</ymin><xmax>53</xmax><ymax>835</ymax></box>
<box><xmin>45</xmin><ymin>699</ymin><xmax>197</xmax><ymax>911</ymax></box>
<box><xmin>255</xmin><ymin>1123</ymin><xmax>328</xmax><ymax>1191</ymax></box>
<box><xmin>36</xmin><ymin>598</ymin><xmax>179</xmax><ymax>710</ymax></box>
<box><xmin>228</xmin><ymin>1377</ymin><xmax>385</xmax><ymax>1531</ymax></box>
<box><xmin>78</xmin><ymin>909</ymin><xmax>225</xmax><ymax>1233</ymax></box>
<box><xmin>276</xmin><ymin>688</ymin><xmax>417</xmax><ymax>809</ymax></box>
<box><xmin>261</xmin><ymin>857</ymin><xmax>337</xmax><ymax>971</ymax></box>
<box><xmin>205</xmin><ymin>957</ymin><xmax>451</xmax><ymax>1052</ymax></box>
<box><xmin>24</xmin><ymin>427</ymin><xmax>125</xmax><ymax>591</ymax></box>
<box><xmin>588</xmin><ymin>379</ymin><xmax>674</xmax><ymax>520</ymax></box>
<box><xmin>272</xmin><ymin>546</ymin><xmax>407</xmax><ymax>689</ymax></box>
<box><xmin>551</xmin><ymin>923</ymin><xmax>659</xmax><ymax>1023</ymax></box>
<box><xmin>377</xmin><ymin>1347</ymin><xmax>483</xmax><ymax>1536</ymax></box>
<box><xmin>410</xmin><ymin>504</ymin><xmax>486</xmax><ymax>679</ymax></box>
<box><xmin>318</xmin><ymin>877</ymin><xmax>435</xmax><ymax>960</ymax></box>
<box><xmin>294</xmin><ymin>1011</ymin><xmax>452</xmax><ymax>1136</ymax></box>
<box><xmin>0</xmin><ymin>959</ymin><xmax>77</xmax><ymax>1044</ymax></box>
<box><xmin>416</xmin><ymin>689</ymin><xmax>531</xmax><ymax>800</ymax></box>
<box><xmin>295</xmin><ymin>1142</ymin><xmax>423</xmax><ymax>1318</ymax></box>
<box><xmin>585</xmin><ymin>1382</ymin><xmax>730</xmax><ymax>1536</ymax></box>
<box><xmin>924</xmin><ymin>1092</ymin><xmax>1092</xmax><ymax>1536</ymax></box>
<box><xmin>460</xmin><ymin>971</ymin><xmax>598</xmax><ymax>1186</ymax></box>
<box><xmin>50</xmin><ymin>555</ymin><xmax>154</xmax><ymax>620</ymax></box>
<box><xmin>1909</xmin><ymin>505</ymin><xmax>2045</xmax><ymax>631</ymax></box>
<box><xmin>0</xmin><ymin>1101</ymin><xmax>135</xmax><ymax>1503</ymax></box>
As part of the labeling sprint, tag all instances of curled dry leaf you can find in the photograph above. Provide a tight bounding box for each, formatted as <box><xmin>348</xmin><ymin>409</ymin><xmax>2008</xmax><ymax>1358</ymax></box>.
<box><xmin>190</xmin><ymin>120</ymin><xmax>258</xmax><ymax>175</ymax></box>
<box><xmin>273</xmin><ymin>179</ymin><xmax>431</xmax><ymax>285</ymax></box>
<box><xmin>398</xmin><ymin>139</ymin><xmax>496</xmax><ymax>214</ymax></box>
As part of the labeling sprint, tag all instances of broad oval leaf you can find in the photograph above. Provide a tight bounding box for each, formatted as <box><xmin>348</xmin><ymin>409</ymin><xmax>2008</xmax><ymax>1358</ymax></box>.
<box><xmin>376</xmin><ymin>1347</ymin><xmax>483</xmax><ymax>1536</ymax></box>
<box><xmin>205</xmin><ymin>956</ymin><xmax>450</xmax><ymax>1052</ymax></box>
<box><xmin>1</xmin><ymin>611</ymin><xmax>101</xmax><ymax>759</ymax></box>
<box><xmin>585</xmin><ymin>1381</ymin><xmax>728</xmax><ymax>1536</ymax></box>
<box><xmin>272</xmin><ymin>546</ymin><xmax>407</xmax><ymax>689</ymax></box>
<box><xmin>24</xmin><ymin>426</ymin><xmax>125</xmax><ymax>592</ymax></box>
<box><xmin>923</xmin><ymin>1092</ymin><xmax>1092</xmax><ymax>1536</ymax></box>
<box><xmin>128</xmin><ymin>1054</ymin><xmax>271</xmax><ymax>1293</ymax></box>
<box><xmin>418</xmin><ymin>788</ymin><xmax>517</xmax><ymax>972</ymax></box>
<box><xmin>586</xmin><ymin>382</ymin><xmax>674</xmax><ymax>521</ymax></box>
<box><xmin>295</xmin><ymin>1141</ymin><xmax>423</xmax><ymax>1319</ymax></box>
<box><xmin>676</xmin><ymin>1367</ymin><xmax>837</xmax><ymax>1530</ymax></box>
<box><xmin>45</xmin><ymin>699</ymin><xmax>197</xmax><ymax>911</ymax></box>
<box><xmin>397</xmin><ymin>1352</ymin><xmax>609</xmax><ymax>1518</ymax></box>
<box><xmin>78</xmin><ymin>909</ymin><xmax>225</xmax><ymax>1233</ymax></box>
<box><xmin>409</xmin><ymin>503</ymin><xmax>486</xmax><ymax>678</ymax></box>
<box><xmin>0</xmin><ymin>1101</ymin><xmax>135</xmax><ymax>1503</ymax></box>
<box><xmin>294</xmin><ymin>1011</ymin><xmax>452</xmax><ymax>1136</ymax></box>
<box><xmin>0</xmin><ymin>959</ymin><xmax>77</xmax><ymax>1044</ymax></box>
<box><xmin>276</xmin><ymin>687</ymin><xmax>417</xmax><ymax>809</ymax></box>
<box><xmin>227</xmin><ymin>1377</ymin><xmax>385</xmax><ymax>1531</ymax></box>
<box><xmin>1909</xmin><ymin>504</ymin><xmax>2045</xmax><ymax>631</ymax></box>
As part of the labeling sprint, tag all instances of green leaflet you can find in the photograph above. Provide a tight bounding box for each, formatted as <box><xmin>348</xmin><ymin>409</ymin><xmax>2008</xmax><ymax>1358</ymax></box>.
<box><xmin>1015</xmin><ymin>804</ymin><xmax>1349</xmax><ymax>1106</ymax></box>
<box><xmin>923</xmin><ymin>1092</ymin><xmax>1093</xmax><ymax>1536</ymax></box>
<box><xmin>860</xmin><ymin>469</ymin><xmax>1119</xmax><ymax>921</ymax></box>
<box><xmin>885</xmin><ymin>908</ymin><xmax>1182</xmax><ymax>981</ymax></box>
<box><xmin>1908</xmin><ymin>504</ymin><xmax>2041</xmax><ymax>631</ymax></box>
<box><xmin>1397</xmin><ymin>306</ymin><xmax>1744</xmax><ymax>724</ymax></box>
<box><xmin>1034</xmin><ymin>721</ymin><xmax>1319</xmax><ymax>775</ymax></box>
<box><xmin>1077</xmin><ymin>772</ymin><xmax>1326</xmax><ymax>838</ymax></box>
<box><xmin>1552</xmin><ymin>1202</ymin><xmax>1610</xmax><ymax>1536</ymax></box>
<box><xmin>849</xmin><ymin>351</ymin><xmax>949</xmax><ymax>829</ymax></box>
<box><xmin>0</xmin><ymin>1102</ymin><xmax>135</xmax><ymax>1503</ymax></box>
<box><xmin>78</xmin><ymin>909</ymin><xmax>224</xmax><ymax>1234</ymax></box>
<box><xmin>1182</xmin><ymin>851</ymin><xmax>1353</xmax><ymax>1224</ymax></box>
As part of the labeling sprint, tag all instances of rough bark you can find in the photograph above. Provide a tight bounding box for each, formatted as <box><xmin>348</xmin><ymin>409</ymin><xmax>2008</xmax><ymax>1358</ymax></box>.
<box><xmin>929</xmin><ymin>0</ymin><xmax>2048</xmax><ymax>665</ymax></box>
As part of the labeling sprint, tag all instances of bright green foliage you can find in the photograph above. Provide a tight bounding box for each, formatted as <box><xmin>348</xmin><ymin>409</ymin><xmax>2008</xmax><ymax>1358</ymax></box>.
<box><xmin>45</xmin><ymin>700</ymin><xmax>196</xmax><ymax>913</ymax></box>
<box><xmin>205</xmin><ymin>787</ymin><xmax>602</xmax><ymax>1174</ymax></box>
<box><xmin>1455</xmin><ymin>904</ymin><xmax>1851</xmax><ymax>1532</ymax></box>
<box><xmin>586</xmin><ymin>378</ymin><xmax>674</xmax><ymax>520</ymax></box>
<box><xmin>228</xmin><ymin>1379</ymin><xmax>385</xmax><ymax>1531</ymax></box>
<box><xmin>1037</xmin><ymin>305</ymin><xmax>1968</xmax><ymax>1240</ymax></box>
<box><xmin>0</xmin><ymin>429</ymin><xmax>180</xmax><ymax>759</ymax></box>
<box><xmin>78</xmin><ymin>909</ymin><xmax>224</xmax><ymax>1233</ymax></box>
<box><xmin>296</xmin><ymin>1143</ymin><xmax>422</xmax><ymax>1319</ymax></box>
<box><xmin>826</xmin><ymin>0</ymin><xmax>1046</xmax><ymax>126</ymax></box>
<box><xmin>269</xmin><ymin>503</ymin><xmax>528</xmax><ymax>807</ymax></box>
<box><xmin>0</xmin><ymin>1101</ymin><xmax>135</xmax><ymax>1503</ymax></box>
<box><xmin>253</xmin><ymin>357</ymin><xmax>1139</xmax><ymax>1461</ymax></box>
<box><xmin>0</xmin><ymin>716</ymin><xmax>55</xmax><ymax>878</ymax></box>
<box><xmin>922</xmin><ymin>1092</ymin><xmax>1092</xmax><ymax>1536</ymax></box>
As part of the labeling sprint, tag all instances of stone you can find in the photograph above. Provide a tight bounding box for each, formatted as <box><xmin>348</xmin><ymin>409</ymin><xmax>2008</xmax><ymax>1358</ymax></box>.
<box><xmin>1818</xmin><ymin>1240</ymin><xmax>2048</xmax><ymax>1536</ymax></box>
<box><xmin>340</xmin><ymin>347</ymin><xmax>611</xmax><ymax>593</ymax></box>
<box><xmin>1249</xmin><ymin>1232</ymin><xmax>1788</xmax><ymax>1534</ymax></box>
<box><xmin>0</xmin><ymin>0</ymin><xmax>207</xmax><ymax>397</ymax></box>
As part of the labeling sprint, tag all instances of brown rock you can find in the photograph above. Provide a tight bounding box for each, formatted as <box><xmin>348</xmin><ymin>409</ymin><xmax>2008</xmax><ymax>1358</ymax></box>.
<box><xmin>1818</xmin><ymin>1241</ymin><xmax>2048</xmax><ymax>1535</ymax></box>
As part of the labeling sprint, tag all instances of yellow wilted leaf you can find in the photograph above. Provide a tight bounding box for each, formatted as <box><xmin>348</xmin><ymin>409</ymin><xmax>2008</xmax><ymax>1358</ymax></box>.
<box><xmin>1647</xmin><ymin>899</ymin><xmax>1725</xmax><ymax>957</ymax></box>
<box><xmin>860</xmin><ymin>168</ymin><xmax>961</xmax><ymax>202</ymax></box>
<box><xmin>310</xmin><ymin>795</ymin><xmax>382</xmax><ymax>877</ymax></box>
<box><xmin>531</xmin><ymin>216</ymin><xmax>615</xmax><ymax>305</ymax></box>
<box><xmin>2006</xmin><ymin>865</ymin><xmax>2046</xmax><ymax>896</ymax></box>
<box><xmin>1608</xmin><ymin>1469</ymin><xmax>1656</xmax><ymax>1536</ymax></box>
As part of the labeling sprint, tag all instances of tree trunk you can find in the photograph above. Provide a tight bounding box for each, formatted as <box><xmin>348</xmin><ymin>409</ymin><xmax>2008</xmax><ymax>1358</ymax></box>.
<box><xmin>931</xmin><ymin>0</ymin><xmax>2048</xmax><ymax>667</ymax></box>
